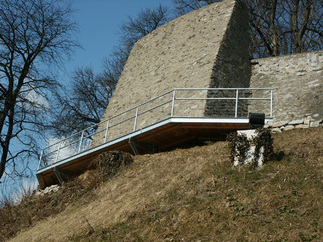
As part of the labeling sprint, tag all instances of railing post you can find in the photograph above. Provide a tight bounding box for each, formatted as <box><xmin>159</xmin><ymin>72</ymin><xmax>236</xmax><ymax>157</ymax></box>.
<box><xmin>270</xmin><ymin>89</ymin><xmax>273</xmax><ymax>118</ymax></box>
<box><xmin>55</xmin><ymin>144</ymin><xmax>61</xmax><ymax>163</ymax></box>
<box><xmin>133</xmin><ymin>107</ymin><xmax>139</xmax><ymax>131</ymax></box>
<box><xmin>104</xmin><ymin>120</ymin><xmax>110</xmax><ymax>142</ymax></box>
<box><xmin>171</xmin><ymin>89</ymin><xmax>176</xmax><ymax>116</ymax></box>
<box><xmin>37</xmin><ymin>149</ymin><xmax>44</xmax><ymax>170</ymax></box>
<box><xmin>78</xmin><ymin>131</ymin><xmax>84</xmax><ymax>153</ymax></box>
<box><xmin>235</xmin><ymin>89</ymin><xmax>239</xmax><ymax>118</ymax></box>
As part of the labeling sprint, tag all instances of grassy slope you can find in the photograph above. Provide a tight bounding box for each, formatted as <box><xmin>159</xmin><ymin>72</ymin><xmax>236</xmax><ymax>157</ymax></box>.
<box><xmin>8</xmin><ymin>127</ymin><xmax>323</xmax><ymax>241</ymax></box>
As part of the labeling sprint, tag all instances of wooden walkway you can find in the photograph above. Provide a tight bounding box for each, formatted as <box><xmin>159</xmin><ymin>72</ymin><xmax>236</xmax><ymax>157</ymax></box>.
<box><xmin>36</xmin><ymin>117</ymin><xmax>251</xmax><ymax>189</ymax></box>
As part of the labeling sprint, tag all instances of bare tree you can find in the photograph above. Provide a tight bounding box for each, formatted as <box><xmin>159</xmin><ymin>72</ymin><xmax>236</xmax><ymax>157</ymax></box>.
<box><xmin>0</xmin><ymin>0</ymin><xmax>78</xmax><ymax>182</ymax></box>
<box><xmin>173</xmin><ymin>0</ymin><xmax>322</xmax><ymax>57</ymax></box>
<box><xmin>51</xmin><ymin>4</ymin><xmax>172</xmax><ymax>138</ymax></box>
<box><xmin>114</xmin><ymin>4</ymin><xmax>172</xmax><ymax>78</ymax></box>
<box><xmin>121</xmin><ymin>4</ymin><xmax>171</xmax><ymax>43</ymax></box>
<box><xmin>173</xmin><ymin>0</ymin><xmax>222</xmax><ymax>15</ymax></box>
<box><xmin>249</xmin><ymin>0</ymin><xmax>322</xmax><ymax>57</ymax></box>
<box><xmin>51</xmin><ymin>65</ymin><xmax>116</xmax><ymax>137</ymax></box>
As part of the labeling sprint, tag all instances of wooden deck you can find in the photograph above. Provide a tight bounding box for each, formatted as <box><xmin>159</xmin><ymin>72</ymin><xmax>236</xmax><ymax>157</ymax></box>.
<box><xmin>37</xmin><ymin>118</ymin><xmax>251</xmax><ymax>189</ymax></box>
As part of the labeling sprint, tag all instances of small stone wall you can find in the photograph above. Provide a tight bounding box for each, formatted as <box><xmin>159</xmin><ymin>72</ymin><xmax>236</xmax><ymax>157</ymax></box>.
<box><xmin>265</xmin><ymin>118</ymin><xmax>323</xmax><ymax>133</ymax></box>
<box><xmin>250</xmin><ymin>50</ymin><xmax>323</xmax><ymax>122</ymax></box>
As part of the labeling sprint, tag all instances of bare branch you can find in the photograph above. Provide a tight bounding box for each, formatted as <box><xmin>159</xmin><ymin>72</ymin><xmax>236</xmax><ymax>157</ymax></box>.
<box><xmin>0</xmin><ymin>0</ymin><xmax>79</xmax><ymax>182</ymax></box>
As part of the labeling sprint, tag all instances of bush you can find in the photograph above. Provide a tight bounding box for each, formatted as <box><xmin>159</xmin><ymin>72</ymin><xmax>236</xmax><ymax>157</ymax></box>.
<box><xmin>95</xmin><ymin>151</ymin><xmax>134</xmax><ymax>181</ymax></box>
<box><xmin>227</xmin><ymin>128</ymin><xmax>274</xmax><ymax>167</ymax></box>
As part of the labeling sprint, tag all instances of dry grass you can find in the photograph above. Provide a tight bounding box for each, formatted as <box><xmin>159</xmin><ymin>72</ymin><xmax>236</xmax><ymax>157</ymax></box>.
<box><xmin>3</xmin><ymin>127</ymin><xmax>323</xmax><ymax>241</ymax></box>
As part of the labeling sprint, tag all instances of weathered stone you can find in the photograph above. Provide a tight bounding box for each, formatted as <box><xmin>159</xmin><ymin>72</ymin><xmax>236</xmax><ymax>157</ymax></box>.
<box><xmin>310</xmin><ymin>121</ymin><xmax>320</xmax><ymax>128</ymax></box>
<box><xmin>271</xmin><ymin>121</ymin><xmax>288</xmax><ymax>128</ymax></box>
<box><xmin>250</xmin><ymin>51</ymin><xmax>323</xmax><ymax>123</ymax></box>
<box><xmin>295</xmin><ymin>124</ymin><xmax>309</xmax><ymax>129</ymax></box>
<box><xmin>304</xmin><ymin>119</ymin><xmax>310</xmax><ymax>125</ymax></box>
<box><xmin>34</xmin><ymin>184</ymin><xmax>60</xmax><ymax>196</ymax></box>
<box><xmin>271</xmin><ymin>128</ymin><xmax>282</xmax><ymax>133</ymax></box>
<box><xmin>233</xmin><ymin>129</ymin><xmax>273</xmax><ymax>167</ymax></box>
<box><xmin>289</xmin><ymin>119</ymin><xmax>304</xmax><ymax>125</ymax></box>
<box><xmin>237</xmin><ymin>129</ymin><xmax>257</xmax><ymax>139</ymax></box>
<box><xmin>283</xmin><ymin>125</ymin><xmax>295</xmax><ymax>131</ymax></box>
<box><xmin>264</xmin><ymin>120</ymin><xmax>274</xmax><ymax>128</ymax></box>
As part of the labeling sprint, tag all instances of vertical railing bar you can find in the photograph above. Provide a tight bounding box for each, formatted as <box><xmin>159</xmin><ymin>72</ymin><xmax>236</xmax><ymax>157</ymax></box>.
<box><xmin>235</xmin><ymin>89</ymin><xmax>239</xmax><ymax>118</ymax></box>
<box><xmin>171</xmin><ymin>89</ymin><xmax>176</xmax><ymax>116</ymax></box>
<box><xmin>270</xmin><ymin>89</ymin><xmax>273</xmax><ymax>118</ymax></box>
<box><xmin>133</xmin><ymin>107</ymin><xmax>139</xmax><ymax>131</ymax></box>
<box><xmin>78</xmin><ymin>131</ymin><xmax>84</xmax><ymax>153</ymax></box>
<box><xmin>104</xmin><ymin>120</ymin><xmax>110</xmax><ymax>143</ymax></box>
<box><xmin>55</xmin><ymin>144</ymin><xmax>61</xmax><ymax>163</ymax></box>
<box><xmin>37</xmin><ymin>150</ymin><xmax>44</xmax><ymax>170</ymax></box>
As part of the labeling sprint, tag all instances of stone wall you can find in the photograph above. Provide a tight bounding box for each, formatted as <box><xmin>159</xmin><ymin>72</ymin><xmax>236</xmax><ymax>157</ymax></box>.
<box><xmin>205</xmin><ymin>0</ymin><xmax>250</xmax><ymax>117</ymax></box>
<box><xmin>92</xmin><ymin>0</ymin><xmax>322</xmax><ymax>149</ymax></box>
<box><xmin>250</xmin><ymin>50</ymin><xmax>323</xmax><ymax>122</ymax></box>
<box><xmin>92</xmin><ymin>0</ymin><xmax>249</xmax><ymax>147</ymax></box>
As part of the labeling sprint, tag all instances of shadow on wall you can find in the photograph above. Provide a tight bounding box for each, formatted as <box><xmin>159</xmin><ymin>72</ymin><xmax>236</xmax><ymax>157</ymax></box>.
<box><xmin>205</xmin><ymin>0</ymin><xmax>251</xmax><ymax>117</ymax></box>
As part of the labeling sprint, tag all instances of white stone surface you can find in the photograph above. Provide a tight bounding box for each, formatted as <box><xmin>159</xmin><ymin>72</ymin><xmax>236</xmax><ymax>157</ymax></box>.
<box><xmin>283</xmin><ymin>125</ymin><xmax>295</xmax><ymax>131</ymax></box>
<box><xmin>234</xmin><ymin>130</ymin><xmax>265</xmax><ymax>167</ymax></box>
<box><xmin>271</xmin><ymin>121</ymin><xmax>288</xmax><ymax>128</ymax></box>
<box><xmin>295</xmin><ymin>124</ymin><xmax>310</xmax><ymax>129</ymax></box>
<box><xmin>34</xmin><ymin>184</ymin><xmax>60</xmax><ymax>196</ymax></box>
<box><xmin>310</xmin><ymin>121</ymin><xmax>320</xmax><ymax>128</ymax></box>
<box><xmin>271</xmin><ymin>128</ymin><xmax>282</xmax><ymax>133</ymax></box>
<box><xmin>289</xmin><ymin>119</ymin><xmax>305</xmax><ymax>125</ymax></box>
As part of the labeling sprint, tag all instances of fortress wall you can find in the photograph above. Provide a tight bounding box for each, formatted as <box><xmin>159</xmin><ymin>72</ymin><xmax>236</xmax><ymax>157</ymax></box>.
<box><xmin>92</xmin><ymin>0</ymin><xmax>248</xmax><ymax>146</ymax></box>
<box><xmin>205</xmin><ymin>0</ymin><xmax>250</xmax><ymax>116</ymax></box>
<box><xmin>210</xmin><ymin>0</ymin><xmax>250</xmax><ymax>88</ymax></box>
<box><xmin>250</xmin><ymin>50</ymin><xmax>323</xmax><ymax>122</ymax></box>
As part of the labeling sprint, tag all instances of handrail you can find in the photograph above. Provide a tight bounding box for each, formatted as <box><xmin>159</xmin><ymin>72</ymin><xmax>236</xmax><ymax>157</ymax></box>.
<box><xmin>42</xmin><ymin>90</ymin><xmax>175</xmax><ymax>150</ymax></box>
<box><xmin>38</xmin><ymin>87</ymin><xmax>274</xmax><ymax>170</ymax></box>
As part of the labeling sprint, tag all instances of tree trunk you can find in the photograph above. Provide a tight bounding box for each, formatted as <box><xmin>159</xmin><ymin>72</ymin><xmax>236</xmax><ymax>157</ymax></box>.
<box><xmin>269</xmin><ymin>0</ymin><xmax>279</xmax><ymax>56</ymax></box>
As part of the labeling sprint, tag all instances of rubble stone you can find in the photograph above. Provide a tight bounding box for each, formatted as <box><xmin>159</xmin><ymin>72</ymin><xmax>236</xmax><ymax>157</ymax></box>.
<box><xmin>271</xmin><ymin>128</ymin><xmax>282</xmax><ymax>133</ymax></box>
<box><xmin>289</xmin><ymin>119</ymin><xmax>305</xmax><ymax>125</ymax></box>
<box><xmin>295</xmin><ymin>124</ymin><xmax>310</xmax><ymax>129</ymax></box>
<box><xmin>283</xmin><ymin>125</ymin><xmax>295</xmax><ymax>131</ymax></box>
<box><xmin>310</xmin><ymin>121</ymin><xmax>320</xmax><ymax>128</ymax></box>
<box><xmin>34</xmin><ymin>184</ymin><xmax>60</xmax><ymax>196</ymax></box>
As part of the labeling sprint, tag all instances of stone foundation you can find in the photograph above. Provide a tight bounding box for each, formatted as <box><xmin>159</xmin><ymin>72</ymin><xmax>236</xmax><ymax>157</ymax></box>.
<box><xmin>265</xmin><ymin>118</ymin><xmax>323</xmax><ymax>133</ymax></box>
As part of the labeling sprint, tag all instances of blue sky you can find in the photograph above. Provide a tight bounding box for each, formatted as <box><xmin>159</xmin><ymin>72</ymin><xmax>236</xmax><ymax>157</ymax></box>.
<box><xmin>1</xmin><ymin>0</ymin><xmax>176</xmax><ymax>202</ymax></box>
<box><xmin>1</xmin><ymin>0</ymin><xmax>178</xmax><ymax>202</ymax></box>
<box><xmin>61</xmin><ymin>0</ymin><xmax>174</xmax><ymax>81</ymax></box>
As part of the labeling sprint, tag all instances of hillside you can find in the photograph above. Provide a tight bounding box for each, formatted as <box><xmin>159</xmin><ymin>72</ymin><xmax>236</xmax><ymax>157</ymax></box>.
<box><xmin>2</xmin><ymin>127</ymin><xmax>323</xmax><ymax>241</ymax></box>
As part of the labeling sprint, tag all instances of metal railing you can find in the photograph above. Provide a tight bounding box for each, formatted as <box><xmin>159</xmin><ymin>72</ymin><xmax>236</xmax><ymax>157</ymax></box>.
<box><xmin>37</xmin><ymin>88</ymin><xmax>274</xmax><ymax>170</ymax></box>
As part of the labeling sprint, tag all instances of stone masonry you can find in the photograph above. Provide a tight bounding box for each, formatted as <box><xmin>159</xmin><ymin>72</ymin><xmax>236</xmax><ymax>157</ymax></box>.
<box><xmin>92</xmin><ymin>0</ymin><xmax>322</xmax><ymax>148</ymax></box>
<box><xmin>92</xmin><ymin>0</ymin><xmax>250</xmax><ymax>147</ymax></box>
<box><xmin>205</xmin><ymin>0</ymin><xmax>250</xmax><ymax>117</ymax></box>
<box><xmin>250</xmin><ymin>50</ymin><xmax>323</xmax><ymax>122</ymax></box>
